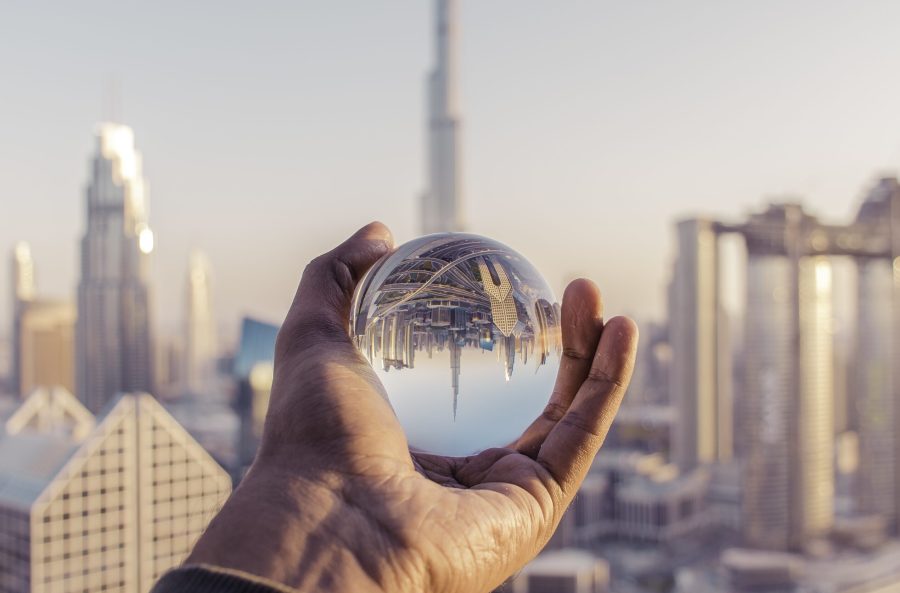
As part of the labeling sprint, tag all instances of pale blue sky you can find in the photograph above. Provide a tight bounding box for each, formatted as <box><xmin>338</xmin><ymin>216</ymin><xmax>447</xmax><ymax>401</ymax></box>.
<box><xmin>4</xmin><ymin>1</ymin><xmax>900</xmax><ymax>343</ymax></box>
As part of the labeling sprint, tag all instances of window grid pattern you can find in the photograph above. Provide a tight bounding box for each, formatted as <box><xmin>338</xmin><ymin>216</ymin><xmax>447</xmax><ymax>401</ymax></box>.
<box><xmin>0</xmin><ymin>507</ymin><xmax>30</xmax><ymax>593</ymax></box>
<box><xmin>30</xmin><ymin>401</ymin><xmax>138</xmax><ymax>593</ymax></box>
<box><xmin>136</xmin><ymin>397</ymin><xmax>231</xmax><ymax>593</ymax></box>
<box><xmin>0</xmin><ymin>394</ymin><xmax>231</xmax><ymax>593</ymax></box>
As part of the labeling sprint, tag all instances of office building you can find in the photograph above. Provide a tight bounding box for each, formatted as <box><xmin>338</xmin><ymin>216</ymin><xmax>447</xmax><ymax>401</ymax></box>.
<box><xmin>851</xmin><ymin>178</ymin><xmax>900</xmax><ymax>527</ymax></box>
<box><xmin>9</xmin><ymin>243</ymin><xmax>77</xmax><ymax>397</ymax></box>
<box><xmin>669</xmin><ymin>219</ymin><xmax>731</xmax><ymax>471</ymax></box>
<box><xmin>18</xmin><ymin>300</ymin><xmax>76</xmax><ymax>396</ymax></box>
<box><xmin>184</xmin><ymin>251</ymin><xmax>217</xmax><ymax>396</ymax></box>
<box><xmin>737</xmin><ymin>205</ymin><xmax>835</xmax><ymax>551</ymax></box>
<box><xmin>721</xmin><ymin>549</ymin><xmax>805</xmax><ymax>591</ymax></box>
<box><xmin>232</xmin><ymin>317</ymin><xmax>278</xmax><ymax>475</ymax></box>
<box><xmin>669</xmin><ymin>203</ymin><xmax>867</xmax><ymax>549</ymax></box>
<box><xmin>77</xmin><ymin>123</ymin><xmax>155</xmax><ymax>414</ymax></box>
<box><xmin>614</xmin><ymin>466</ymin><xmax>711</xmax><ymax>544</ymax></box>
<box><xmin>10</xmin><ymin>242</ymin><xmax>36</xmax><ymax>397</ymax></box>
<box><xmin>511</xmin><ymin>550</ymin><xmax>610</xmax><ymax>593</ymax></box>
<box><xmin>420</xmin><ymin>0</ymin><xmax>464</xmax><ymax>234</ymax></box>
<box><xmin>0</xmin><ymin>388</ymin><xmax>231</xmax><ymax>593</ymax></box>
<box><xmin>154</xmin><ymin>336</ymin><xmax>185</xmax><ymax>401</ymax></box>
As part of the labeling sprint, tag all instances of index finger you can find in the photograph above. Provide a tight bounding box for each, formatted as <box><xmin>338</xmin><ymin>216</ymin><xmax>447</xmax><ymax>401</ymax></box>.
<box><xmin>536</xmin><ymin>316</ymin><xmax>639</xmax><ymax>496</ymax></box>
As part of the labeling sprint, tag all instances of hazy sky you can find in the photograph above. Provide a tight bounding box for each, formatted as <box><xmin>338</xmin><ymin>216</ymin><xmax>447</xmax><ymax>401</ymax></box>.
<box><xmin>4</xmin><ymin>1</ymin><xmax>900</xmax><ymax>345</ymax></box>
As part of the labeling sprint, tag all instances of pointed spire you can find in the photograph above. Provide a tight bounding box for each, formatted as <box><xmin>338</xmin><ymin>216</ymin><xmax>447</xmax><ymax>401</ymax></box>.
<box><xmin>450</xmin><ymin>339</ymin><xmax>461</xmax><ymax>420</ymax></box>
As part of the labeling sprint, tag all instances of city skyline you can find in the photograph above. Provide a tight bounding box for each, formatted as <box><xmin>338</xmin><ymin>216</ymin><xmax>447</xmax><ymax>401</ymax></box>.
<box><xmin>8</xmin><ymin>2</ymin><xmax>900</xmax><ymax>336</ymax></box>
<box><xmin>8</xmin><ymin>3</ymin><xmax>900</xmax><ymax>592</ymax></box>
<box><xmin>353</xmin><ymin>237</ymin><xmax>559</xmax><ymax>419</ymax></box>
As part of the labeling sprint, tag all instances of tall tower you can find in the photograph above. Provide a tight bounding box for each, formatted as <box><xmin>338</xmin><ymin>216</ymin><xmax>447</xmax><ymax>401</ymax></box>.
<box><xmin>185</xmin><ymin>250</ymin><xmax>217</xmax><ymax>395</ymax></box>
<box><xmin>669</xmin><ymin>219</ymin><xmax>732</xmax><ymax>472</ymax></box>
<box><xmin>10</xmin><ymin>242</ymin><xmax>36</xmax><ymax>396</ymax></box>
<box><xmin>77</xmin><ymin>123</ymin><xmax>156</xmax><ymax>414</ymax></box>
<box><xmin>740</xmin><ymin>205</ymin><xmax>834</xmax><ymax>551</ymax></box>
<box><xmin>421</xmin><ymin>0</ymin><xmax>464</xmax><ymax>234</ymax></box>
<box><xmin>854</xmin><ymin>177</ymin><xmax>900</xmax><ymax>525</ymax></box>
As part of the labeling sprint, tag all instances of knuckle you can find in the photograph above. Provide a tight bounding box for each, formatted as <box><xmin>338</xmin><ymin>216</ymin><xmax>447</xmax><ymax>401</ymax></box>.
<box><xmin>541</xmin><ymin>400</ymin><xmax>569</xmax><ymax>423</ymax></box>
<box><xmin>304</xmin><ymin>254</ymin><xmax>330</xmax><ymax>281</ymax></box>
<box><xmin>558</xmin><ymin>411</ymin><xmax>603</xmax><ymax>440</ymax></box>
<box><xmin>586</xmin><ymin>366</ymin><xmax>625</xmax><ymax>390</ymax></box>
<box><xmin>330</xmin><ymin>256</ymin><xmax>357</xmax><ymax>300</ymax></box>
<box><xmin>562</xmin><ymin>347</ymin><xmax>593</xmax><ymax>362</ymax></box>
<box><xmin>302</xmin><ymin>254</ymin><xmax>356</xmax><ymax>303</ymax></box>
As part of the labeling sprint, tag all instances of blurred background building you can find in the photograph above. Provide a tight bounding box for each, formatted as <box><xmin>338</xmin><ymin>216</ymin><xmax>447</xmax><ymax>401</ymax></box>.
<box><xmin>510</xmin><ymin>549</ymin><xmax>609</xmax><ymax>593</ymax></box>
<box><xmin>0</xmin><ymin>388</ymin><xmax>230</xmax><ymax>593</ymax></box>
<box><xmin>76</xmin><ymin>124</ymin><xmax>155</xmax><ymax>415</ymax></box>
<box><xmin>420</xmin><ymin>0</ymin><xmax>464</xmax><ymax>234</ymax></box>
<box><xmin>184</xmin><ymin>251</ymin><xmax>216</xmax><ymax>398</ymax></box>
<box><xmin>10</xmin><ymin>243</ymin><xmax>76</xmax><ymax>398</ymax></box>
<box><xmin>231</xmin><ymin>317</ymin><xmax>278</xmax><ymax>478</ymax></box>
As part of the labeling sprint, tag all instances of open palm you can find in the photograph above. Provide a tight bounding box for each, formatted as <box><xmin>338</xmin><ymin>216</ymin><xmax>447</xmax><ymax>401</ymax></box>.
<box><xmin>188</xmin><ymin>222</ymin><xmax>638</xmax><ymax>593</ymax></box>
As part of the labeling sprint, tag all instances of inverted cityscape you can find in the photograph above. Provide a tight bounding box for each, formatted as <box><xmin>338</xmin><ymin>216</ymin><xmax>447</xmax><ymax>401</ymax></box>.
<box><xmin>351</xmin><ymin>233</ymin><xmax>561</xmax><ymax>422</ymax></box>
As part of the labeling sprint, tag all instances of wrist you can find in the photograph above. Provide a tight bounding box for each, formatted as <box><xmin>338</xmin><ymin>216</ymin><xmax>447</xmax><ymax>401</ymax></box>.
<box><xmin>187</xmin><ymin>463</ymin><xmax>387</xmax><ymax>593</ymax></box>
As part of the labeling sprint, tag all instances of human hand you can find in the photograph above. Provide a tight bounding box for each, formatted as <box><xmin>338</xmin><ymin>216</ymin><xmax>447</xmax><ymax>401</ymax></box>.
<box><xmin>187</xmin><ymin>222</ymin><xmax>638</xmax><ymax>593</ymax></box>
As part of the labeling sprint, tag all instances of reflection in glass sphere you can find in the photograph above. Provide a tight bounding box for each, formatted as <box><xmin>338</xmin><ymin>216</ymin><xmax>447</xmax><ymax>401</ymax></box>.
<box><xmin>350</xmin><ymin>233</ymin><xmax>562</xmax><ymax>456</ymax></box>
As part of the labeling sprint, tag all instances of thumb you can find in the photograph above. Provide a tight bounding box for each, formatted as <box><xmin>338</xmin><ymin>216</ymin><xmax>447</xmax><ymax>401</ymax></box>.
<box><xmin>276</xmin><ymin>221</ymin><xmax>394</xmax><ymax>362</ymax></box>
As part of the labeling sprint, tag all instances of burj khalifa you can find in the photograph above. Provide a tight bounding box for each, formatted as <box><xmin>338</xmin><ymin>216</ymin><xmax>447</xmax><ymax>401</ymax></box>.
<box><xmin>421</xmin><ymin>0</ymin><xmax>464</xmax><ymax>234</ymax></box>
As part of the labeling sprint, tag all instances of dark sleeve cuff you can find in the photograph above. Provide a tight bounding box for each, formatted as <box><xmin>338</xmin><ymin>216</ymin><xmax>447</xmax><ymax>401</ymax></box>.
<box><xmin>151</xmin><ymin>565</ymin><xmax>298</xmax><ymax>593</ymax></box>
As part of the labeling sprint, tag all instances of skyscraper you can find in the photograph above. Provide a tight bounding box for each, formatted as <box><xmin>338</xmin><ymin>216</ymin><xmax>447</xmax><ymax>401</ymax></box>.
<box><xmin>670</xmin><ymin>204</ymin><xmax>840</xmax><ymax>550</ymax></box>
<box><xmin>0</xmin><ymin>389</ymin><xmax>231</xmax><ymax>593</ymax></box>
<box><xmin>9</xmin><ymin>243</ymin><xmax>76</xmax><ymax>397</ymax></box>
<box><xmin>17</xmin><ymin>300</ymin><xmax>76</xmax><ymax>397</ymax></box>
<box><xmin>740</xmin><ymin>205</ymin><xmax>834</xmax><ymax>551</ymax></box>
<box><xmin>853</xmin><ymin>178</ymin><xmax>900</xmax><ymax>524</ymax></box>
<box><xmin>669</xmin><ymin>219</ymin><xmax>732</xmax><ymax>472</ymax></box>
<box><xmin>420</xmin><ymin>0</ymin><xmax>464</xmax><ymax>234</ymax></box>
<box><xmin>232</xmin><ymin>317</ymin><xmax>278</xmax><ymax>475</ymax></box>
<box><xmin>10</xmin><ymin>242</ymin><xmax>36</xmax><ymax>396</ymax></box>
<box><xmin>185</xmin><ymin>251</ymin><xmax>216</xmax><ymax>396</ymax></box>
<box><xmin>76</xmin><ymin>124</ymin><xmax>155</xmax><ymax>414</ymax></box>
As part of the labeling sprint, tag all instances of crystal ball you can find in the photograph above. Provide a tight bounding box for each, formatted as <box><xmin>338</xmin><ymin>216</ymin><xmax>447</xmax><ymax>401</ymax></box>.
<box><xmin>350</xmin><ymin>233</ymin><xmax>562</xmax><ymax>456</ymax></box>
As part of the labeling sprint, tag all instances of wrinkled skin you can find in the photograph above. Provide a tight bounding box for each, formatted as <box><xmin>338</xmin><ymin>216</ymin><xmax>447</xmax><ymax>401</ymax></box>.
<box><xmin>186</xmin><ymin>222</ymin><xmax>638</xmax><ymax>593</ymax></box>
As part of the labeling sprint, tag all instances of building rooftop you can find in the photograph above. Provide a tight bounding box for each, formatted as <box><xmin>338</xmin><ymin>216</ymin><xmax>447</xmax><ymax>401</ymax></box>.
<box><xmin>721</xmin><ymin>548</ymin><xmax>805</xmax><ymax>574</ymax></box>
<box><xmin>617</xmin><ymin>465</ymin><xmax>709</xmax><ymax>501</ymax></box>
<box><xmin>614</xmin><ymin>404</ymin><xmax>676</xmax><ymax>426</ymax></box>
<box><xmin>5</xmin><ymin>386</ymin><xmax>94</xmax><ymax>439</ymax></box>
<box><xmin>0</xmin><ymin>431</ymin><xmax>78</xmax><ymax>510</ymax></box>
<box><xmin>591</xmin><ymin>449</ymin><xmax>666</xmax><ymax>475</ymax></box>
<box><xmin>0</xmin><ymin>387</ymin><xmax>96</xmax><ymax>510</ymax></box>
<box><xmin>522</xmin><ymin>549</ymin><xmax>608</xmax><ymax>576</ymax></box>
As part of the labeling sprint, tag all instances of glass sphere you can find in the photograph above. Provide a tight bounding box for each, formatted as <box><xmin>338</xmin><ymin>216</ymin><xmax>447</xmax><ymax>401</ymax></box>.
<box><xmin>350</xmin><ymin>233</ymin><xmax>562</xmax><ymax>456</ymax></box>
